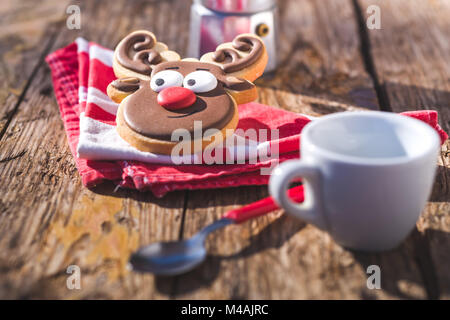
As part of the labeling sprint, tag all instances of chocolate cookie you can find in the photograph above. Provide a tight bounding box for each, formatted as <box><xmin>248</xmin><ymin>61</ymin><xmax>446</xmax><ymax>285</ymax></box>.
<box><xmin>107</xmin><ymin>30</ymin><xmax>268</xmax><ymax>155</ymax></box>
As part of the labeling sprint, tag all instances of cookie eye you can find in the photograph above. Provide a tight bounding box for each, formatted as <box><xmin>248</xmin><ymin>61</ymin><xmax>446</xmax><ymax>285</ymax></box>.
<box><xmin>183</xmin><ymin>71</ymin><xmax>218</xmax><ymax>93</ymax></box>
<box><xmin>150</xmin><ymin>70</ymin><xmax>184</xmax><ymax>92</ymax></box>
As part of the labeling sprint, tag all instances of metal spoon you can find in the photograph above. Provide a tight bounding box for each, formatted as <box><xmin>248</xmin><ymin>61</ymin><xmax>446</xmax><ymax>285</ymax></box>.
<box><xmin>129</xmin><ymin>185</ymin><xmax>304</xmax><ymax>276</ymax></box>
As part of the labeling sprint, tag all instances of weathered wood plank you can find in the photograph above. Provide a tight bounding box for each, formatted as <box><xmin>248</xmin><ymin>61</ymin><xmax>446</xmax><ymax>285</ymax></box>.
<box><xmin>0</xmin><ymin>0</ymin><xmax>69</xmax><ymax>137</ymax></box>
<box><xmin>359</xmin><ymin>0</ymin><xmax>450</xmax><ymax>299</ymax></box>
<box><xmin>0</xmin><ymin>0</ymin><xmax>192</xmax><ymax>299</ymax></box>
<box><xmin>0</xmin><ymin>0</ymin><xmax>447</xmax><ymax>300</ymax></box>
<box><xmin>173</xmin><ymin>0</ymin><xmax>397</xmax><ymax>299</ymax></box>
<box><xmin>257</xmin><ymin>0</ymin><xmax>379</xmax><ymax>113</ymax></box>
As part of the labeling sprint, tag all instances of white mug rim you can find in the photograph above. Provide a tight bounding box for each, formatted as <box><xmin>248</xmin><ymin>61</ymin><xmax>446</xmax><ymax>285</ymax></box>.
<box><xmin>301</xmin><ymin>111</ymin><xmax>440</xmax><ymax>166</ymax></box>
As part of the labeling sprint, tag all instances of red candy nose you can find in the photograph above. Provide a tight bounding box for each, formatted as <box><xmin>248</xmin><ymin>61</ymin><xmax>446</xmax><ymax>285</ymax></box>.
<box><xmin>157</xmin><ymin>87</ymin><xmax>196</xmax><ymax>110</ymax></box>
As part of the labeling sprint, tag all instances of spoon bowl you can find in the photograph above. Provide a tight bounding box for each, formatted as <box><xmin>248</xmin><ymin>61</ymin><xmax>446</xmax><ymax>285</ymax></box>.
<box><xmin>129</xmin><ymin>219</ymin><xmax>234</xmax><ymax>275</ymax></box>
<box><xmin>129</xmin><ymin>186</ymin><xmax>304</xmax><ymax>276</ymax></box>
<box><xmin>130</xmin><ymin>235</ymin><xmax>207</xmax><ymax>275</ymax></box>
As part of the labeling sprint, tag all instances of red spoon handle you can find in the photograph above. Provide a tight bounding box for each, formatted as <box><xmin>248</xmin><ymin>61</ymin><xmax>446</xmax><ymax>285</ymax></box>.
<box><xmin>222</xmin><ymin>185</ymin><xmax>304</xmax><ymax>224</ymax></box>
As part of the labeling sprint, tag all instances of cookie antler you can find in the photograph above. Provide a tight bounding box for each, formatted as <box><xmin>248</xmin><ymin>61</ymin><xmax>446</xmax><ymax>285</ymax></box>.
<box><xmin>116</xmin><ymin>32</ymin><xmax>162</xmax><ymax>75</ymax></box>
<box><xmin>212</xmin><ymin>35</ymin><xmax>263</xmax><ymax>73</ymax></box>
<box><xmin>113</xmin><ymin>30</ymin><xmax>180</xmax><ymax>80</ymax></box>
<box><xmin>200</xmin><ymin>33</ymin><xmax>268</xmax><ymax>82</ymax></box>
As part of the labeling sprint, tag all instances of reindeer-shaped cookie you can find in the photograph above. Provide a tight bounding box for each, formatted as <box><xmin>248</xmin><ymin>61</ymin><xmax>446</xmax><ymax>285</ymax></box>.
<box><xmin>107</xmin><ymin>30</ymin><xmax>268</xmax><ymax>155</ymax></box>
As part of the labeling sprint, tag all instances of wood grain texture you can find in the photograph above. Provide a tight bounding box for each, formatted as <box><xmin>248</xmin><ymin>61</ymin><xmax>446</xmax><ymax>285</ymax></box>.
<box><xmin>0</xmin><ymin>0</ymin><xmax>191</xmax><ymax>299</ymax></box>
<box><xmin>0</xmin><ymin>0</ymin><xmax>68</xmax><ymax>137</ymax></box>
<box><xmin>173</xmin><ymin>0</ymin><xmax>396</xmax><ymax>300</ymax></box>
<box><xmin>358</xmin><ymin>0</ymin><xmax>450</xmax><ymax>299</ymax></box>
<box><xmin>257</xmin><ymin>0</ymin><xmax>379</xmax><ymax>115</ymax></box>
<box><xmin>0</xmin><ymin>0</ymin><xmax>448</xmax><ymax>300</ymax></box>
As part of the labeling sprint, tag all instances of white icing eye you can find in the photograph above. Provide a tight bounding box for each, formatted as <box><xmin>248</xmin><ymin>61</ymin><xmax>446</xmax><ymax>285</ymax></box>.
<box><xmin>150</xmin><ymin>70</ymin><xmax>184</xmax><ymax>92</ymax></box>
<box><xmin>183</xmin><ymin>71</ymin><xmax>218</xmax><ymax>93</ymax></box>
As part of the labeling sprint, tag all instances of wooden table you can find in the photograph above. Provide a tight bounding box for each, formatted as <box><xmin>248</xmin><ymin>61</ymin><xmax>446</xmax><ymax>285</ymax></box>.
<box><xmin>0</xmin><ymin>0</ymin><xmax>449</xmax><ymax>299</ymax></box>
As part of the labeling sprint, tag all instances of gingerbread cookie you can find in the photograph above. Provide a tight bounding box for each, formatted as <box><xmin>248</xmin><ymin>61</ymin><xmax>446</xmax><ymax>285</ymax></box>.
<box><xmin>108</xmin><ymin>30</ymin><xmax>268</xmax><ymax>155</ymax></box>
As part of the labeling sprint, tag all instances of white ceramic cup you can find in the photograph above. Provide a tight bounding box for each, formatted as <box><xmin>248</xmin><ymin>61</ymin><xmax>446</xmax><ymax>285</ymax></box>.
<box><xmin>269</xmin><ymin>111</ymin><xmax>440</xmax><ymax>251</ymax></box>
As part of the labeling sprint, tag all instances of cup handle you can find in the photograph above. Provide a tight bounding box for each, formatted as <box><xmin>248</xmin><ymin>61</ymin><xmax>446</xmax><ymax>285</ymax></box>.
<box><xmin>269</xmin><ymin>160</ymin><xmax>327</xmax><ymax>230</ymax></box>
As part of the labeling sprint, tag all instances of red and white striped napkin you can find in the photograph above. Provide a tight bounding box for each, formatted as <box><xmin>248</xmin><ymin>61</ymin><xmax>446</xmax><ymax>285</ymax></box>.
<box><xmin>46</xmin><ymin>38</ymin><xmax>448</xmax><ymax>197</ymax></box>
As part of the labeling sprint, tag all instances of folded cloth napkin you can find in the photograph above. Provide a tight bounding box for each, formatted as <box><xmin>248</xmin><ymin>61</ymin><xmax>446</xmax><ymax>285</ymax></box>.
<box><xmin>46</xmin><ymin>39</ymin><xmax>448</xmax><ymax>197</ymax></box>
